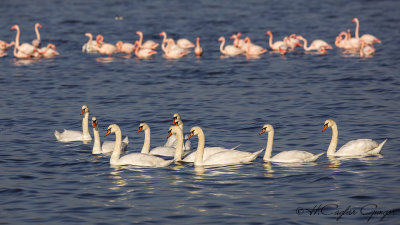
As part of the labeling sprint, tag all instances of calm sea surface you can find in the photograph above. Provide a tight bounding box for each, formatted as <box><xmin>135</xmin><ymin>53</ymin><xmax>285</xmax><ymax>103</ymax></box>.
<box><xmin>1</xmin><ymin>0</ymin><xmax>400</xmax><ymax>224</ymax></box>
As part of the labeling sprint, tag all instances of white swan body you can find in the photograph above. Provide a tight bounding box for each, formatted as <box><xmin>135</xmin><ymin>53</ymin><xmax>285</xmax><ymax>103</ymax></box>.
<box><xmin>54</xmin><ymin>105</ymin><xmax>92</xmax><ymax>142</ymax></box>
<box><xmin>259</xmin><ymin>124</ymin><xmax>324</xmax><ymax>163</ymax></box>
<box><xmin>182</xmin><ymin>146</ymin><xmax>238</xmax><ymax>163</ymax></box>
<box><xmin>138</xmin><ymin>123</ymin><xmax>190</xmax><ymax>157</ymax></box>
<box><xmin>92</xmin><ymin>116</ymin><xmax>128</xmax><ymax>154</ymax></box>
<box><xmin>106</xmin><ymin>124</ymin><xmax>173</xmax><ymax>167</ymax></box>
<box><xmin>323</xmin><ymin>119</ymin><xmax>387</xmax><ymax>156</ymax></box>
<box><xmin>188</xmin><ymin>126</ymin><xmax>262</xmax><ymax>166</ymax></box>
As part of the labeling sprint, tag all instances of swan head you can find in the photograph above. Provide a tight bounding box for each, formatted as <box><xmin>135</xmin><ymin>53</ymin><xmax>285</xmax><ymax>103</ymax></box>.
<box><xmin>137</xmin><ymin>123</ymin><xmax>149</xmax><ymax>133</ymax></box>
<box><xmin>323</xmin><ymin>119</ymin><xmax>336</xmax><ymax>132</ymax></box>
<box><xmin>188</xmin><ymin>126</ymin><xmax>202</xmax><ymax>139</ymax></box>
<box><xmin>259</xmin><ymin>124</ymin><xmax>274</xmax><ymax>135</ymax></box>
<box><xmin>167</xmin><ymin>125</ymin><xmax>181</xmax><ymax>138</ymax></box>
<box><xmin>105</xmin><ymin>124</ymin><xmax>119</xmax><ymax>136</ymax></box>
<box><xmin>173</xmin><ymin>113</ymin><xmax>181</xmax><ymax>124</ymax></box>
<box><xmin>81</xmin><ymin>105</ymin><xmax>89</xmax><ymax>115</ymax></box>
<box><xmin>92</xmin><ymin>116</ymin><xmax>98</xmax><ymax>128</ymax></box>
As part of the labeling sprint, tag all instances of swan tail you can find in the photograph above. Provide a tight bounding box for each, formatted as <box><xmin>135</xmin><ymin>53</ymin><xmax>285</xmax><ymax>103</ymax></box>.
<box><xmin>123</xmin><ymin>136</ymin><xmax>129</xmax><ymax>144</ymax></box>
<box><xmin>368</xmin><ymin>139</ymin><xmax>387</xmax><ymax>155</ymax></box>
<box><xmin>308</xmin><ymin>152</ymin><xmax>324</xmax><ymax>162</ymax></box>
<box><xmin>230</xmin><ymin>144</ymin><xmax>241</xmax><ymax>150</ymax></box>
<box><xmin>252</xmin><ymin>149</ymin><xmax>264</xmax><ymax>159</ymax></box>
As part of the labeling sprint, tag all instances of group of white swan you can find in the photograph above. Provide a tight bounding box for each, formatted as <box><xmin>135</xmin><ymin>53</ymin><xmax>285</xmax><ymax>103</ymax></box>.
<box><xmin>54</xmin><ymin>105</ymin><xmax>387</xmax><ymax>168</ymax></box>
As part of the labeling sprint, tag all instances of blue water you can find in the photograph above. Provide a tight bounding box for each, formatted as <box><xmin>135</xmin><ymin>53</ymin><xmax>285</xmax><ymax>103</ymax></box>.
<box><xmin>1</xmin><ymin>0</ymin><xmax>400</xmax><ymax>224</ymax></box>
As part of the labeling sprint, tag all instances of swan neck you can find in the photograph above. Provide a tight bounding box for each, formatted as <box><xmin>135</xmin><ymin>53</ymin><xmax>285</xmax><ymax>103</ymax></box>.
<box><xmin>173</xmin><ymin>128</ymin><xmax>184</xmax><ymax>161</ymax></box>
<box><xmin>92</xmin><ymin>126</ymin><xmax>101</xmax><ymax>154</ymax></box>
<box><xmin>263</xmin><ymin>130</ymin><xmax>274</xmax><ymax>160</ymax></box>
<box><xmin>141</xmin><ymin>128</ymin><xmax>151</xmax><ymax>154</ymax></box>
<box><xmin>82</xmin><ymin>112</ymin><xmax>91</xmax><ymax>139</ymax></box>
<box><xmin>110</xmin><ymin>129</ymin><xmax>122</xmax><ymax>165</ymax></box>
<box><xmin>194</xmin><ymin>130</ymin><xmax>205</xmax><ymax>166</ymax></box>
<box><xmin>327</xmin><ymin>124</ymin><xmax>338</xmax><ymax>156</ymax></box>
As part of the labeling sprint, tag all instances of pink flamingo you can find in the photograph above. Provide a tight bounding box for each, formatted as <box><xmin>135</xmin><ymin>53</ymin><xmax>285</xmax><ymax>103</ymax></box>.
<box><xmin>10</xmin><ymin>25</ymin><xmax>36</xmax><ymax>59</ymax></box>
<box><xmin>360</xmin><ymin>40</ymin><xmax>375</xmax><ymax>57</ymax></box>
<box><xmin>95</xmin><ymin>34</ymin><xmax>117</xmax><ymax>57</ymax></box>
<box><xmin>32</xmin><ymin>23</ymin><xmax>42</xmax><ymax>48</ymax></box>
<box><xmin>82</xmin><ymin>33</ymin><xmax>98</xmax><ymax>53</ymax></box>
<box><xmin>218</xmin><ymin>36</ymin><xmax>243</xmax><ymax>56</ymax></box>
<box><xmin>177</xmin><ymin>38</ymin><xmax>194</xmax><ymax>49</ymax></box>
<box><xmin>284</xmin><ymin>34</ymin><xmax>302</xmax><ymax>50</ymax></box>
<box><xmin>266</xmin><ymin>30</ymin><xmax>288</xmax><ymax>54</ymax></box>
<box><xmin>116</xmin><ymin>41</ymin><xmax>135</xmax><ymax>57</ymax></box>
<box><xmin>0</xmin><ymin>40</ymin><xmax>12</xmax><ymax>51</ymax></box>
<box><xmin>136</xmin><ymin>31</ymin><xmax>159</xmax><ymax>49</ymax></box>
<box><xmin>296</xmin><ymin>35</ymin><xmax>333</xmax><ymax>54</ymax></box>
<box><xmin>161</xmin><ymin>39</ymin><xmax>186</xmax><ymax>59</ymax></box>
<box><xmin>134</xmin><ymin>41</ymin><xmax>157</xmax><ymax>59</ymax></box>
<box><xmin>194</xmin><ymin>37</ymin><xmax>203</xmax><ymax>57</ymax></box>
<box><xmin>352</xmin><ymin>18</ymin><xmax>381</xmax><ymax>45</ymax></box>
<box><xmin>38</xmin><ymin>43</ymin><xmax>60</xmax><ymax>58</ymax></box>
<box><xmin>230</xmin><ymin>32</ymin><xmax>246</xmax><ymax>51</ymax></box>
<box><xmin>244</xmin><ymin>37</ymin><xmax>267</xmax><ymax>56</ymax></box>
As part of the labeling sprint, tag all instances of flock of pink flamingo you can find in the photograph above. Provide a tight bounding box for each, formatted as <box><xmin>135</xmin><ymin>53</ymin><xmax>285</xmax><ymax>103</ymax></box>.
<box><xmin>0</xmin><ymin>18</ymin><xmax>380</xmax><ymax>60</ymax></box>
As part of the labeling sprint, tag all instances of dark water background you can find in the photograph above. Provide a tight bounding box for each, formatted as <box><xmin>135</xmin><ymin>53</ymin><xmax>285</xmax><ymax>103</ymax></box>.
<box><xmin>1</xmin><ymin>0</ymin><xmax>400</xmax><ymax>224</ymax></box>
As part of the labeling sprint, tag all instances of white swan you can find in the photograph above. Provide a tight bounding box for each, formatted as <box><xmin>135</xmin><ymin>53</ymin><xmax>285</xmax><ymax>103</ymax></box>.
<box><xmin>105</xmin><ymin>124</ymin><xmax>173</xmax><ymax>167</ymax></box>
<box><xmin>137</xmin><ymin>123</ymin><xmax>190</xmax><ymax>157</ymax></box>
<box><xmin>54</xmin><ymin>105</ymin><xmax>92</xmax><ymax>142</ymax></box>
<box><xmin>323</xmin><ymin>119</ymin><xmax>387</xmax><ymax>156</ymax></box>
<box><xmin>259</xmin><ymin>124</ymin><xmax>324</xmax><ymax>162</ymax></box>
<box><xmin>164</xmin><ymin>113</ymin><xmax>192</xmax><ymax>151</ymax></box>
<box><xmin>92</xmin><ymin>116</ymin><xmax>128</xmax><ymax>154</ymax></box>
<box><xmin>187</xmin><ymin>126</ymin><xmax>263</xmax><ymax>166</ymax></box>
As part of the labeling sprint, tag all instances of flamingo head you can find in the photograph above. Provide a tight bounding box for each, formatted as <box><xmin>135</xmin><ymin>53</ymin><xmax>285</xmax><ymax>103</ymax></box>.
<box><xmin>374</xmin><ymin>38</ymin><xmax>382</xmax><ymax>44</ymax></box>
<box><xmin>84</xmin><ymin>33</ymin><xmax>91</xmax><ymax>37</ymax></box>
<box><xmin>196</xmin><ymin>37</ymin><xmax>200</xmax><ymax>43</ymax></box>
<box><xmin>10</xmin><ymin>25</ymin><xmax>18</xmax><ymax>31</ymax></box>
<box><xmin>266</xmin><ymin>30</ymin><xmax>272</xmax><ymax>36</ymax></box>
<box><xmin>8</xmin><ymin>41</ymin><xmax>15</xmax><ymax>47</ymax></box>
<box><xmin>36</xmin><ymin>23</ymin><xmax>43</xmax><ymax>29</ymax></box>
<box><xmin>159</xmin><ymin>31</ymin><xmax>166</xmax><ymax>37</ymax></box>
<box><xmin>352</xmin><ymin>18</ymin><xmax>358</xmax><ymax>23</ymax></box>
<box><xmin>237</xmin><ymin>32</ymin><xmax>242</xmax><ymax>37</ymax></box>
<box><xmin>218</xmin><ymin>37</ymin><xmax>224</xmax><ymax>42</ymax></box>
<box><xmin>136</xmin><ymin>31</ymin><xmax>142</xmax><ymax>36</ymax></box>
<box><xmin>48</xmin><ymin>44</ymin><xmax>56</xmax><ymax>50</ymax></box>
<box><xmin>96</xmin><ymin>34</ymin><xmax>104</xmax><ymax>43</ymax></box>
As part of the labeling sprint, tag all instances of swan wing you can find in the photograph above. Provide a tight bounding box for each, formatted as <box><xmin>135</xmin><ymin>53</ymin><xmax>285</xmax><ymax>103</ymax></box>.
<box><xmin>182</xmin><ymin>147</ymin><xmax>231</xmax><ymax>163</ymax></box>
<box><xmin>270</xmin><ymin>150</ymin><xmax>322</xmax><ymax>163</ymax></box>
<box><xmin>149</xmin><ymin>146</ymin><xmax>176</xmax><ymax>157</ymax></box>
<box><xmin>202</xmin><ymin>149</ymin><xmax>263</xmax><ymax>166</ymax></box>
<box><xmin>55</xmin><ymin>129</ymin><xmax>86</xmax><ymax>142</ymax></box>
<box><xmin>335</xmin><ymin>139</ymin><xmax>379</xmax><ymax>156</ymax></box>
<box><xmin>117</xmin><ymin>153</ymin><xmax>173</xmax><ymax>167</ymax></box>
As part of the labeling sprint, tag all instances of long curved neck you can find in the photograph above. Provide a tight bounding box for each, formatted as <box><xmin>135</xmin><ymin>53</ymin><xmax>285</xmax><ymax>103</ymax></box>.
<box><xmin>14</xmin><ymin>26</ymin><xmax>20</xmax><ymax>49</ymax></box>
<box><xmin>35</xmin><ymin>25</ymin><xmax>41</xmax><ymax>41</ymax></box>
<box><xmin>219</xmin><ymin>38</ymin><xmax>226</xmax><ymax>54</ymax></box>
<box><xmin>263</xmin><ymin>130</ymin><xmax>274</xmax><ymax>160</ymax></box>
<box><xmin>138</xmin><ymin>33</ymin><xmax>143</xmax><ymax>45</ymax></box>
<box><xmin>161</xmin><ymin>39</ymin><xmax>167</xmax><ymax>53</ymax></box>
<box><xmin>194</xmin><ymin>130</ymin><xmax>205</xmax><ymax>166</ymax></box>
<box><xmin>87</xmin><ymin>34</ymin><xmax>93</xmax><ymax>43</ymax></box>
<box><xmin>268</xmin><ymin>33</ymin><xmax>273</xmax><ymax>48</ymax></box>
<box><xmin>173</xmin><ymin>129</ymin><xmax>184</xmax><ymax>161</ymax></box>
<box><xmin>92</xmin><ymin>126</ymin><xmax>102</xmax><ymax>154</ymax></box>
<box><xmin>141</xmin><ymin>128</ymin><xmax>150</xmax><ymax>154</ymax></box>
<box><xmin>301</xmin><ymin>37</ymin><xmax>310</xmax><ymax>50</ymax></box>
<box><xmin>82</xmin><ymin>112</ymin><xmax>90</xmax><ymax>139</ymax></box>
<box><xmin>110</xmin><ymin>129</ymin><xmax>122</xmax><ymax>165</ymax></box>
<box><xmin>354</xmin><ymin>20</ymin><xmax>360</xmax><ymax>39</ymax></box>
<box><xmin>327</xmin><ymin>124</ymin><xmax>338</xmax><ymax>156</ymax></box>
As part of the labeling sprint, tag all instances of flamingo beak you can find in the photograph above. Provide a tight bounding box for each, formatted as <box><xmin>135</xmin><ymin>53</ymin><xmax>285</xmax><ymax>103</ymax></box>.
<box><xmin>105</xmin><ymin>129</ymin><xmax>111</xmax><ymax>136</ymax></box>
<box><xmin>322</xmin><ymin>124</ymin><xmax>328</xmax><ymax>132</ymax></box>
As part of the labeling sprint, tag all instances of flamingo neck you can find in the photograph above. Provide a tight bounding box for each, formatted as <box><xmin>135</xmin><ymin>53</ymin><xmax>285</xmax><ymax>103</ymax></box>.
<box><xmin>263</xmin><ymin>130</ymin><xmax>274</xmax><ymax>160</ymax></box>
<box><xmin>194</xmin><ymin>129</ymin><xmax>205</xmax><ymax>166</ymax></box>
<box><xmin>141</xmin><ymin>128</ymin><xmax>151</xmax><ymax>154</ymax></box>
<box><xmin>138</xmin><ymin>33</ymin><xmax>143</xmax><ymax>45</ymax></box>
<box><xmin>354</xmin><ymin>19</ymin><xmax>360</xmax><ymax>39</ymax></box>
<box><xmin>82</xmin><ymin>112</ymin><xmax>91</xmax><ymax>140</ymax></box>
<box><xmin>219</xmin><ymin>38</ymin><xmax>226</xmax><ymax>54</ymax></box>
<box><xmin>35</xmin><ymin>24</ymin><xmax>41</xmax><ymax>41</ymax></box>
<box><xmin>301</xmin><ymin>37</ymin><xmax>310</xmax><ymax>51</ymax></box>
<box><xmin>268</xmin><ymin>33</ymin><xmax>273</xmax><ymax>48</ymax></box>
<box><xmin>110</xmin><ymin>128</ymin><xmax>122</xmax><ymax>165</ymax></box>
<box><xmin>327</xmin><ymin>124</ymin><xmax>338</xmax><ymax>156</ymax></box>
<box><xmin>173</xmin><ymin>128</ymin><xmax>184</xmax><ymax>161</ymax></box>
<box><xmin>87</xmin><ymin>34</ymin><xmax>93</xmax><ymax>43</ymax></box>
<box><xmin>92</xmin><ymin>125</ymin><xmax>102</xmax><ymax>154</ymax></box>
<box><xmin>14</xmin><ymin>26</ymin><xmax>20</xmax><ymax>49</ymax></box>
